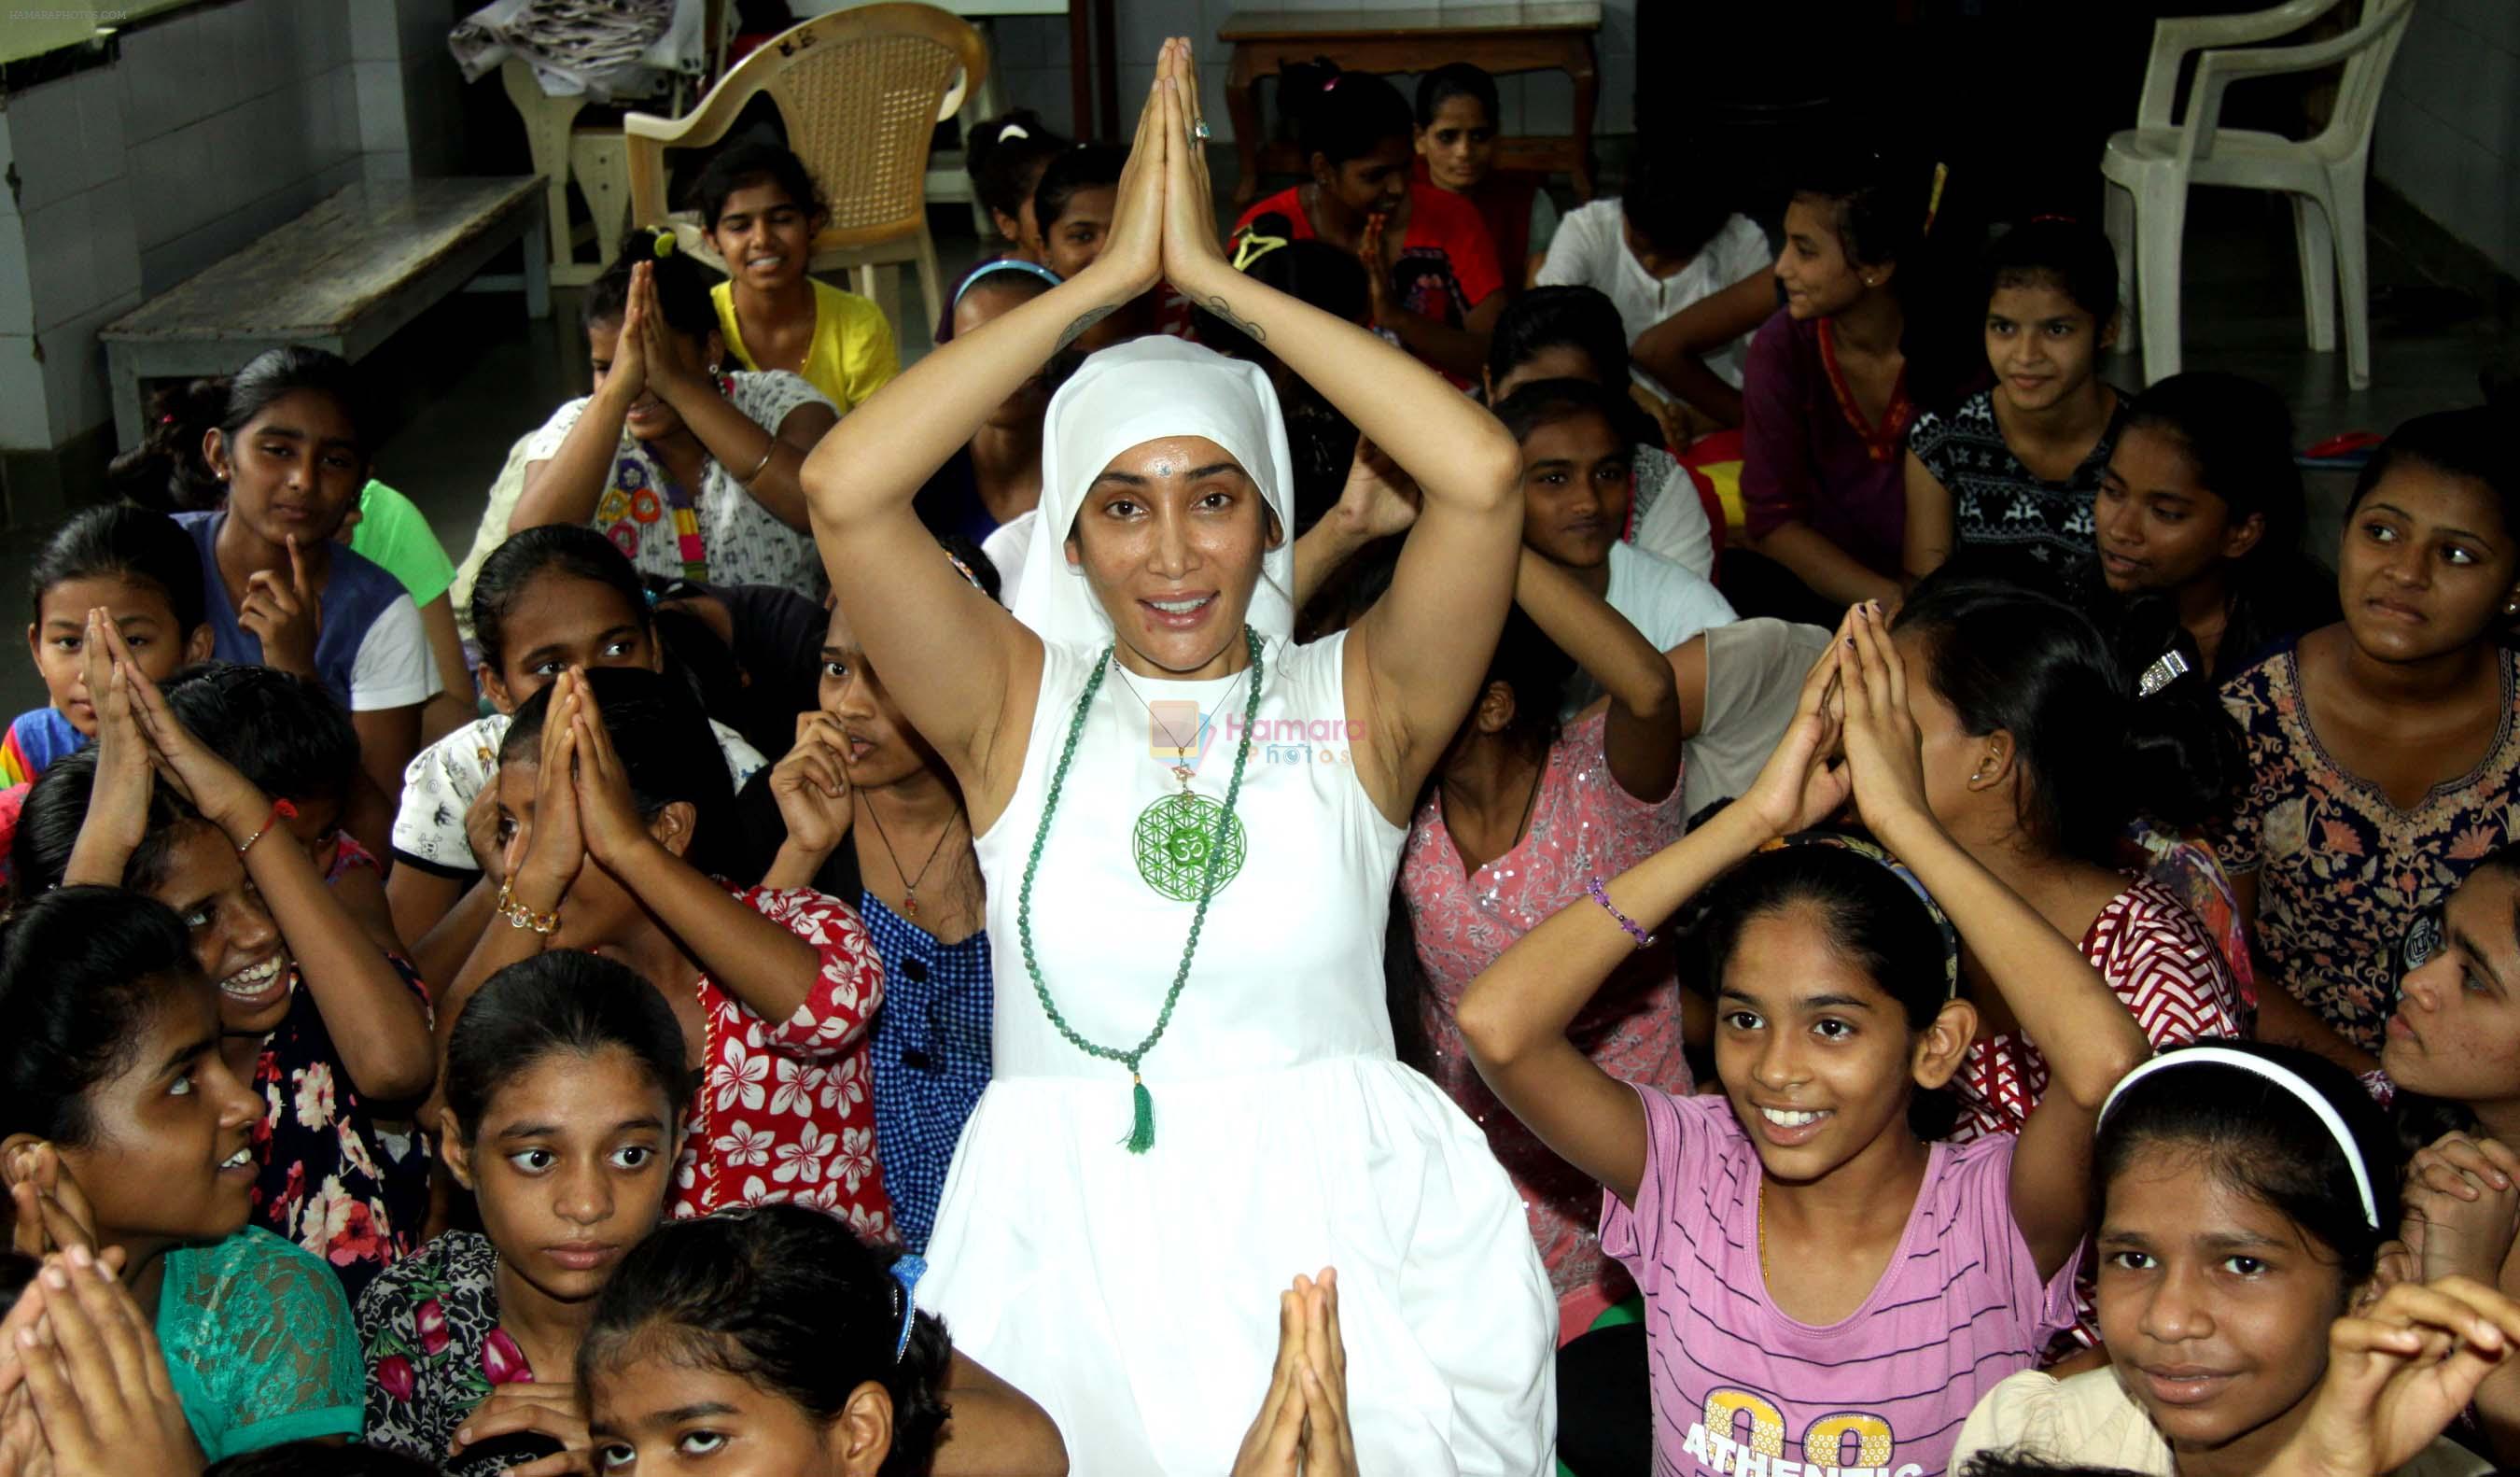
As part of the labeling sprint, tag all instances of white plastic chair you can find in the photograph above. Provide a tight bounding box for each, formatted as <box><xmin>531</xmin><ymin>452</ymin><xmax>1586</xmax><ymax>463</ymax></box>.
<box><xmin>2100</xmin><ymin>0</ymin><xmax>2416</xmax><ymax>390</ymax></box>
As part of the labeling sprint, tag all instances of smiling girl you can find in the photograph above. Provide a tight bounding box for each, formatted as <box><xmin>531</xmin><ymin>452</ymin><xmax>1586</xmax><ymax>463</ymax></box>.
<box><xmin>358</xmin><ymin>950</ymin><xmax>687</xmax><ymax>1477</ymax></box>
<box><xmin>0</xmin><ymin>885</ymin><xmax>363</xmax><ymax>1460</ymax></box>
<box><xmin>805</xmin><ymin>40</ymin><xmax>1553</xmax><ymax>1470</ymax></box>
<box><xmin>12</xmin><ymin>618</ymin><xmax>435</xmax><ymax>1300</ymax></box>
<box><xmin>1953</xmin><ymin>1042</ymin><xmax>2489</xmax><ymax>1477</ymax></box>
<box><xmin>2211</xmin><ymin>408</ymin><xmax>2520</xmax><ymax>1073</ymax></box>
<box><xmin>697</xmin><ymin>143</ymin><xmax>899</xmax><ymax>418</ymax></box>
<box><xmin>1460</xmin><ymin>601</ymin><xmax>2149</xmax><ymax>1476</ymax></box>
<box><xmin>1734</xmin><ymin>152</ymin><xmax>1943</xmax><ymax>619</ymax></box>
<box><xmin>757</xmin><ymin>569</ymin><xmax>993</xmax><ymax>1255</ymax></box>
<box><xmin>1904</xmin><ymin>219</ymin><xmax>2125</xmax><ymax>590</ymax></box>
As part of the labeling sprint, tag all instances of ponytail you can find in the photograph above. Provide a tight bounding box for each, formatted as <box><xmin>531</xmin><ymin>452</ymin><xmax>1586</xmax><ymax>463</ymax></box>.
<box><xmin>105</xmin><ymin>378</ymin><xmax>231</xmax><ymax>511</ymax></box>
<box><xmin>1894</xmin><ymin>575</ymin><xmax>2243</xmax><ymax>862</ymax></box>
<box><xmin>1281</xmin><ymin>60</ymin><xmax>1411</xmax><ymax>169</ymax></box>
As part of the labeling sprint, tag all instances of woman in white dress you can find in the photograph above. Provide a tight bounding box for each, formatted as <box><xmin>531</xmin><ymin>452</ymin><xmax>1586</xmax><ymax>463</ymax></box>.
<box><xmin>802</xmin><ymin>39</ymin><xmax>1553</xmax><ymax>1476</ymax></box>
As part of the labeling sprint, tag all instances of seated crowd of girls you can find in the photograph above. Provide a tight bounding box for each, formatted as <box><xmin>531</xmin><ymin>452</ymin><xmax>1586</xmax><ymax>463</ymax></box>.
<box><xmin>3</xmin><ymin>34</ymin><xmax>2518</xmax><ymax>1477</ymax></box>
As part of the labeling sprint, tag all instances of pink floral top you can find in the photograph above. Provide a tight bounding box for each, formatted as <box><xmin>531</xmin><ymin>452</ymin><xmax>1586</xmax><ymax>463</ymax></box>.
<box><xmin>1399</xmin><ymin>711</ymin><xmax>1692</xmax><ymax>1307</ymax></box>
<box><xmin>673</xmin><ymin>885</ymin><xmax>894</xmax><ymax>1242</ymax></box>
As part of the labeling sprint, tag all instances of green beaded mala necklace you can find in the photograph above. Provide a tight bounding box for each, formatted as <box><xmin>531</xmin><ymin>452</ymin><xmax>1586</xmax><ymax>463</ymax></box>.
<box><xmin>1015</xmin><ymin>626</ymin><xmax>1267</xmax><ymax>1153</ymax></box>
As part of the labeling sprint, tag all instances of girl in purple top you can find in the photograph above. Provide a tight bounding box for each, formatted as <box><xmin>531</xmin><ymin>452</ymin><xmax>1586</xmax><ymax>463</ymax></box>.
<box><xmin>1461</xmin><ymin>601</ymin><xmax>2149</xmax><ymax>1477</ymax></box>
<box><xmin>1736</xmin><ymin>154</ymin><xmax>1947</xmax><ymax>624</ymax></box>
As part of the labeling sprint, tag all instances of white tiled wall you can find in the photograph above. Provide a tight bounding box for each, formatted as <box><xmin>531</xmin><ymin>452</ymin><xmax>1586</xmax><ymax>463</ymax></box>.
<box><xmin>0</xmin><ymin>0</ymin><xmax>376</xmax><ymax>450</ymax></box>
<box><xmin>983</xmin><ymin>0</ymin><xmax>1637</xmax><ymax>142</ymax></box>
<box><xmin>2373</xmin><ymin>0</ymin><xmax>2520</xmax><ymax>275</ymax></box>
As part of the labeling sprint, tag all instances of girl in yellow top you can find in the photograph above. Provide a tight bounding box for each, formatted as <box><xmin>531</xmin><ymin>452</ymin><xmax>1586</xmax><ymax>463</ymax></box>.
<box><xmin>697</xmin><ymin>143</ymin><xmax>900</xmax><ymax>415</ymax></box>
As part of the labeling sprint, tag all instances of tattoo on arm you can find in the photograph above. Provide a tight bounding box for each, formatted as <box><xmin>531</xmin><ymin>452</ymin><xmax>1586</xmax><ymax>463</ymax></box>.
<box><xmin>1055</xmin><ymin>305</ymin><xmax>1118</xmax><ymax>352</ymax></box>
<box><xmin>1201</xmin><ymin>294</ymin><xmax>1267</xmax><ymax>345</ymax></box>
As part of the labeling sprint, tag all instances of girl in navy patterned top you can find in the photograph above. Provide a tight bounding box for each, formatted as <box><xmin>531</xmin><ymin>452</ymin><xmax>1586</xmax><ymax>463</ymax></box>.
<box><xmin>762</xmin><ymin>545</ymin><xmax>996</xmax><ymax>1252</ymax></box>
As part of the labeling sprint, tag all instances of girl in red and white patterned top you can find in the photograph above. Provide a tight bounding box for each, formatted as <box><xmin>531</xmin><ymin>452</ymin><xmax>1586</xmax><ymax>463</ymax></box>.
<box><xmin>440</xmin><ymin>665</ymin><xmax>891</xmax><ymax>1241</ymax></box>
<box><xmin>1887</xmin><ymin>577</ymin><xmax>2248</xmax><ymax>1143</ymax></box>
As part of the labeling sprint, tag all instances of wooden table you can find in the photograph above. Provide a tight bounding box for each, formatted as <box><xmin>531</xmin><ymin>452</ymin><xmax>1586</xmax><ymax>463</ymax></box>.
<box><xmin>100</xmin><ymin>177</ymin><xmax>549</xmax><ymax>452</ymax></box>
<box><xmin>1220</xmin><ymin>4</ymin><xmax>1603</xmax><ymax>207</ymax></box>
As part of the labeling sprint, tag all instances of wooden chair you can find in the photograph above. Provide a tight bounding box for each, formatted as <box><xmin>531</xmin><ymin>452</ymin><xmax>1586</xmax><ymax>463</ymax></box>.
<box><xmin>623</xmin><ymin>4</ymin><xmax>987</xmax><ymax>341</ymax></box>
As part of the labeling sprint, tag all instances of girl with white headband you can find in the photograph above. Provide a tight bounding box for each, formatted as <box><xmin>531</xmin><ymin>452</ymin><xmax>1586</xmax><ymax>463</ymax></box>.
<box><xmin>1954</xmin><ymin>1041</ymin><xmax>2496</xmax><ymax>1477</ymax></box>
<box><xmin>801</xmin><ymin>37</ymin><xmax>1550</xmax><ymax>1476</ymax></box>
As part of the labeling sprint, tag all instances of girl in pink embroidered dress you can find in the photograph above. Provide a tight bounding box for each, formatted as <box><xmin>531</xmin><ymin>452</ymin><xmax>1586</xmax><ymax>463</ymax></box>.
<box><xmin>1400</xmin><ymin>530</ymin><xmax>1688</xmax><ymax>1338</ymax></box>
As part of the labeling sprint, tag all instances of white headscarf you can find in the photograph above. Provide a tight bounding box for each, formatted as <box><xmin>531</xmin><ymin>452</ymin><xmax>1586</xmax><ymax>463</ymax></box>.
<box><xmin>1012</xmin><ymin>336</ymin><xmax>1296</xmax><ymax>648</ymax></box>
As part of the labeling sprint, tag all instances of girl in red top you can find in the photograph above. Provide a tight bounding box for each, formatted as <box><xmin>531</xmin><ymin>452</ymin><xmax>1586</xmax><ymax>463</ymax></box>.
<box><xmin>440</xmin><ymin>665</ymin><xmax>892</xmax><ymax>1239</ymax></box>
<box><xmin>1233</xmin><ymin>63</ymin><xmax>1504</xmax><ymax>383</ymax></box>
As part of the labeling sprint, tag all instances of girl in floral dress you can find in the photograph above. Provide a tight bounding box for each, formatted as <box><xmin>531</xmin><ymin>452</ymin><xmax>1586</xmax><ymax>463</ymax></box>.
<box><xmin>359</xmin><ymin>950</ymin><xmax>686</xmax><ymax>1477</ymax></box>
<box><xmin>2214</xmin><ymin>408</ymin><xmax>2520</xmax><ymax>1074</ymax></box>
<box><xmin>437</xmin><ymin>665</ymin><xmax>891</xmax><ymax>1233</ymax></box>
<box><xmin>11</xmin><ymin>618</ymin><xmax>435</xmax><ymax>1301</ymax></box>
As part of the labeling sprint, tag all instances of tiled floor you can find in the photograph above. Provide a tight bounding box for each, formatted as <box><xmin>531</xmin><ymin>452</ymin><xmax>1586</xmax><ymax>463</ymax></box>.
<box><xmin>0</xmin><ymin>188</ymin><xmax>2506</xmax><ymax>721</ymax></box>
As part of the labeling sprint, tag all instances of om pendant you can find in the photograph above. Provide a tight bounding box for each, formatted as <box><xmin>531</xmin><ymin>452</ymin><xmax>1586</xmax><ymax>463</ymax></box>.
<box><xmin>1131</xmin><ymin>791</ymin><xmax>1248</xmax><ymax>903</ymax></box>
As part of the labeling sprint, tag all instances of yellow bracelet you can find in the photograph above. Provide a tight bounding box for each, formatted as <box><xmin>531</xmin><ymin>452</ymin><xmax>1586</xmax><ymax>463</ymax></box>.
<box><xmin>495</xmin><ymin>880</ymin><xmax>560</xmax><ymax>935</ymax></box>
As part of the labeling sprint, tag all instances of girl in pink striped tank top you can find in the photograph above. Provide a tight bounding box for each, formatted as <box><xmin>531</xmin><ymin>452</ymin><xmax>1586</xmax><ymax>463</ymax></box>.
<box><xmin>1462</xmin><ymin>602</ymin><xmax>2151</xmax><ymax>1476</ymax></box>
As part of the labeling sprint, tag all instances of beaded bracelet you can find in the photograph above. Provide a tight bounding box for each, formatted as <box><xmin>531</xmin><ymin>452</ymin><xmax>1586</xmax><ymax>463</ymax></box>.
<box><xmin>495</xmin><ymin>880</ymin><xmax>560</xmax><ymax>936</ymax></box>
<box><xmin>236</xmin><ymin>798</ymin><xmax>299</xmax><ymax>859</ymax></box>
<box><xmin>1587</xmin><ymin>876</ymin><xmax>1655</xmax><ymax>950</ymax></box>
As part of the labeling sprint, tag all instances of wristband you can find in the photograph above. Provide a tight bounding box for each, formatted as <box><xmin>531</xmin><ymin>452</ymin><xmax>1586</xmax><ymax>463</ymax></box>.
<box><xmin>236</xmin><ymin>799</ymin><xmax>300</xmax><ymax>859</ymax></box>
<box><xmin>496</xmin><ymin>880</ymin><xmax>561</xmax><ymax>935</ymax></box>
<box><xmin>1587</xmin><ymin>876</ymin><xmax>1656</xmax><ymax>950</ymax></box>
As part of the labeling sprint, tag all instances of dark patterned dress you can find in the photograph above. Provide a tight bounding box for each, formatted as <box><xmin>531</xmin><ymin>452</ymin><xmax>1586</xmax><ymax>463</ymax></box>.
<box><xmin>1909</xmin><ymin>387</ymin><xmax>2126</xmax><ymax>591</ymax></box>
<box><xmin>357</xmin><ymin>1232</ymin><xmax>542</xmax><ymax>1477</ymax></box>
<box><xmin>2210</xmin><ymin>641</ymin><xmax>2520</xmax><ymax>1050</ymax></box>
<box><xmin>250</xmin><ymin>950</ymin><xmax>433</xmax><ymax>1303</ymax></box>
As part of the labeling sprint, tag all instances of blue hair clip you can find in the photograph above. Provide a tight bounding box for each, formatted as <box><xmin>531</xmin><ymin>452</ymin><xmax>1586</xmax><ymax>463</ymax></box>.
<box><xmin>889</xmin><ymin>1254</ymin><xmax>927</xmax><ymax>1363</ymax></box>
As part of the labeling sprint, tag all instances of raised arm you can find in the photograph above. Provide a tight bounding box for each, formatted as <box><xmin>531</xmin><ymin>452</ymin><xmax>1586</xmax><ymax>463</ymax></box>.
<box><xmin>799</xmin><ymin>78</ymin><xmax>1194</xmax><ymax>828</ymax></box>
<box><xmin>1900</xmin><ymin>451</ymin><xmax>1953</xmax><ymax>585</ymax></box>
<box><xmin>567</xmin><ymin>683</ymin><xmax>828</xmax><ymax>1030</ymax></box>
<box><xmin>637</xmin><ymin>265</ymin><xmax>837</xmax><ymax>531</ymax></box>
<box><xmin>1287</xmin><ymin>438</ymin><xmax>1421</xmax><ymax>614</ymax></box>
<box><xmin>1835</xmin><ymin>603</ymin><xmax>2148</xmax><ymax>1278</ymax></box>
<box><xmin>1156</xmin><ymin>41</ymin><xmax>1522</xmax><ymax>823</ymax></box>
<box><xmin>512</xmin><ymin>270</ymin><xmax>651</xmax><ymax>538</ymax></box>
<box><xmin>112</xmin><ymin>623</ymin><xmax>435</xmax><ymax>1102</ymax></box>
<box><xmin>1512</xmin><ymin>550</ymin><xmax>1680</xmax><ymax>802</ymax></box>
<box><xmin>1459</xmin><ymin>642</ymin><xmax>1850</xmax><ymax>1204</ymax></box>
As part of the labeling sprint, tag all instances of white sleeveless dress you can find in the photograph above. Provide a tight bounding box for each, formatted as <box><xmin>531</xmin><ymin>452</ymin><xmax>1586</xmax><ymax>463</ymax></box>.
<box><xmin>919</xmin><ymin>631</ymin><xmax>1556</xmax><ymax>1474</ymax></box>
